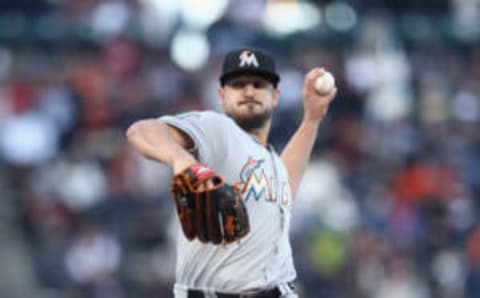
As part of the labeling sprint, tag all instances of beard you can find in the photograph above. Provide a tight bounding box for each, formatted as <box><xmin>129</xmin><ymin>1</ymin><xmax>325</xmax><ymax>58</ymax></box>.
<box><xmin>225</xmin><ymin>106</ymin><xmax>273</xmax><ymax>132</ymax></box>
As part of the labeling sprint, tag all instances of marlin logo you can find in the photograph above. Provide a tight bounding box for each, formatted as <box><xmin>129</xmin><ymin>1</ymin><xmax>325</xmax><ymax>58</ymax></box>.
<box><xmin>240</xmin><ymin>158</ymin><xmax>264</xmax><ymax>181</ymax></box>
<box><xmin>236</xmin><ymin>157</ymin><xmax>292</xmax><ymax>205</ymax></box>
<box><xmin>239</xmin><ymin>50</ymin><xmax>259</xmax><ymax>68</ymax></box>
<box><xmin>242</xmin><ymin>171</ymin><xmax>273</xmax><ymax>202</ymax></box>
<box><xmin>238</xmin><ymin>158</ymin><xmax>273</xmax><ymax>202</ymax></box>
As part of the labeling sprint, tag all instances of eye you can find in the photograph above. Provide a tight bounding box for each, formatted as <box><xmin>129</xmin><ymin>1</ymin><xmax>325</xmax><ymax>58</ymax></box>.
<box><xmin>229</xmin><ymin>80</ymin><xmax>247</xmax><ymax>89</ymax></box>
<box><xmin>253</xmin><ymin>80</ymin><xmax>269</xmax><ymax>89</ymax></box>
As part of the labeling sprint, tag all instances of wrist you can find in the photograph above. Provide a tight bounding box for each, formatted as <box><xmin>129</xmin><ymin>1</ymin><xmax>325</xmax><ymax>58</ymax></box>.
<box><xmin>172</xmin><ymin>151</ymin><xmax>197</xmax><ymax>174</ymax></box>
<box><xmin>298</xmin><ymin>118</ymin><xmax>321</xmax><ymax>137</ymax></box>
<box><xmin>302</xmin><ymin>113</ymin><xmax>324</xmax><ymax>127</ymax></box>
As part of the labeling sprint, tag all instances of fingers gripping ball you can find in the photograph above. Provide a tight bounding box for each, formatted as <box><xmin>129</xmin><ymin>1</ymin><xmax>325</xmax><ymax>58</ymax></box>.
<box><xmin>171</xmin><ymin>163</ymin><xmax>250</xmax><ymax>244</ymax></box>
<box><xmin>314</xmin><ymin>71</ymin><xmax>336</xmax><ymax>95</ymax></box>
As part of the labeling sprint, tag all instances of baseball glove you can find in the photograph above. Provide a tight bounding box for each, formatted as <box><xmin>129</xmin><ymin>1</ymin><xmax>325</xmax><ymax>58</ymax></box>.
<box><xmin>171</xmin><ymin>162</ymin><xmax>250</xmax><ymax>244</ymax></box>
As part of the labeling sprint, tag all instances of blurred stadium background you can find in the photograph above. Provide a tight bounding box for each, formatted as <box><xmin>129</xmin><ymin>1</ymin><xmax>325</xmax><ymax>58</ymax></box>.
<box><xmin>0</xmin><ymin>0</ymin><xmax>480</xmax><ymax>297</ymax></box>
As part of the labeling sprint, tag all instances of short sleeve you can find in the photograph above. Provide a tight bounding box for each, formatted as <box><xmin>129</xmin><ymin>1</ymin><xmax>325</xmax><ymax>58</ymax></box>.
<box><xmin>159</xmin><ymin>111</ymin><xmax>234</xmax><ymax>165</ymax></box>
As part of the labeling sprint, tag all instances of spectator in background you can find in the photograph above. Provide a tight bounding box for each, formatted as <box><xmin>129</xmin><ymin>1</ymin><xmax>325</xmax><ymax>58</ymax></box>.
<box><xmin>65</xmin><ymin>225</ymin><xmax>124</xmax><ymax>298</ymax></box>
<box><xmin>466</xmin><ymin>227</ymin><xmax>480</xmax><ymax>298</ymax></box>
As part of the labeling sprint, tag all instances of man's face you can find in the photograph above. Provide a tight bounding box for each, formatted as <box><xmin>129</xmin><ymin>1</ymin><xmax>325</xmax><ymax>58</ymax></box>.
<box><xmin>218</xmin><ymin>75</ymin><xmax>280</xmax><ymax>132</ymax></box>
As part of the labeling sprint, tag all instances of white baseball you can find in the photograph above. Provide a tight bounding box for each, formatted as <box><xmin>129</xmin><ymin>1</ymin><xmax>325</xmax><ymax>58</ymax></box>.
<box><xmin>314</xmin><ymin>71</ymin><xmax>335</xmax><ymax>95</ymax></box>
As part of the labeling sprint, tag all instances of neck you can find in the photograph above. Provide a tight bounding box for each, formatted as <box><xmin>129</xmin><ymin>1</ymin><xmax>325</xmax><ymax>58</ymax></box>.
<box><xmin>248</xmin><ymin>119</ymin><xmax>271</xmax><ymax>146</ymax></box>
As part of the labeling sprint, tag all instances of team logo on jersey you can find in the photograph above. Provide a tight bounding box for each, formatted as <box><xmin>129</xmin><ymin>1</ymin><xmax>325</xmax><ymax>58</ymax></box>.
<box><xmin>240</xmin><ymin>158</ymin><xmax>264</xmax><ymax>181</ymax></box>
<box><xmin>237</xmin><ymin>157</ymin><xmax>291</xmax><ymax>206</ymax></box>
<box><xmin>238</xmin><ymin>158</ymin><xmax>270</xmax><ymax>202</ymax></box>
<box><xmin>239</xmin><ymin>50</ymin><xmax>259</xmax><ymax>68</ymax></box>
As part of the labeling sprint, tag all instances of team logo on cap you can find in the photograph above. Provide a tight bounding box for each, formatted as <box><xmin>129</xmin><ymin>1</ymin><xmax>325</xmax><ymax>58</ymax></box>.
<box><xmin>238</xmin><ymin>50</ymin><xmax>259</xmax><ymax>68</ymax></box>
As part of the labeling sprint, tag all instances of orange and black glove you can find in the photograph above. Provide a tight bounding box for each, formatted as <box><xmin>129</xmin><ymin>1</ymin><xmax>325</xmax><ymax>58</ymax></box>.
<box><xmin>171</xmin><ymin>163</ymin><xmax>250</xmax><ymax>244</ymax></box>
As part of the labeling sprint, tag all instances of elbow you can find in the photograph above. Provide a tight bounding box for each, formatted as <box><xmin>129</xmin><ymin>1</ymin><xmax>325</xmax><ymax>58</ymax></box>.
<box><xmin>126</xmin><ymin>119</ymin><xmax>153</xmax><ymax>143</ymax></box>
<box><xmin>126</xmin><ymin>119</ymin><xmax>167</xmax><ymax>143</ymax></box>
<box><xmin>126</xmin><ymin>121</ymin><xmax>141</xmax><ymax>143</ymax></box>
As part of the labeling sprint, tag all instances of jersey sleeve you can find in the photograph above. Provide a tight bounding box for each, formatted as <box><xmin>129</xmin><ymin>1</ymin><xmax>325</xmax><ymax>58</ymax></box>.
<box><xmin>159</xmin><ymin>111</ymin><xmax>232</xmax><ymax>165</ymax></box>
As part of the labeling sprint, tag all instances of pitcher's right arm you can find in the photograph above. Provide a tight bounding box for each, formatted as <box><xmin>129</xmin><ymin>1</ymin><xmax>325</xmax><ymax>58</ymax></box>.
<box><xmin>126</xmin><ymin>119</ymin><xmax>197</xmax><ymax>173</ymax></box>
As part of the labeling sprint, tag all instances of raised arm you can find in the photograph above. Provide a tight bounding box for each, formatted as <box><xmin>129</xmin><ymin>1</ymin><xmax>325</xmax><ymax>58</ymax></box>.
<box><xmin>126</xmin><ymin>119</ymin><xmax>197</xmax><ymax>173</ymax></box>
<box><xmin>280</xmin><ymin>68</ymin><xmax>337</xmax><ymax>196</ymax></box>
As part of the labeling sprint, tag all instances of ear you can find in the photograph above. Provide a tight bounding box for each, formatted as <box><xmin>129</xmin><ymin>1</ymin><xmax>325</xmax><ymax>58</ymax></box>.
<box><xmin>272</xmin><ymin>88</ymin><xmax>280</xmax><ymax>107</ymax></box>
<box><xmin>218</xmin><ymin>86</ymin><xmax>226</xmax><ymax>106</ymax></box>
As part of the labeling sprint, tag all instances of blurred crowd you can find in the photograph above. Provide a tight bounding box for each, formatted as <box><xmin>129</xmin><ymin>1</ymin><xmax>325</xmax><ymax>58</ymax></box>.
<box><xmin>0</xmin><ymin>0</ymin><xmax>479</xmax><ymax>298</ymax></box>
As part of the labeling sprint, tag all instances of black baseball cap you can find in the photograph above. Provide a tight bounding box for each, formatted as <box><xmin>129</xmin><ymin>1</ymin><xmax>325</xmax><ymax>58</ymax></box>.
<box><xmin>219</xmin><ymin>48</ymin><xmax>280</xmax><ymax>87</ymax></box>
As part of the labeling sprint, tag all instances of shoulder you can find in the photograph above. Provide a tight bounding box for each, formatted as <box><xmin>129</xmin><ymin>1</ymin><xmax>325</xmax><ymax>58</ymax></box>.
<box><xmin>166</xmin><ymin>110</ymin><xmax>225</xmax><ymax>122</ymax></box>
<box><xmin>187</xmin><ymin>111</ymin><xmax>233</xmax><ymax>123</ymax></box>
<box><xmin>205</xmin><ymin>111</ymin><xmax>245</xmax><ymax>135</ymax></box>
<box><xmin>159</xmin><ymin>110</ymin><xmax>246</xmax><ymax>145</ymax></box>
<box><xmin>173</xmin><ymin>111</ymin><xmax>240</xmax><ymax>130</ymax></box>
<box><xmin>206</xmin><ymin>111</ymin><xmax>239</xmax><ymax>128</ymax></box>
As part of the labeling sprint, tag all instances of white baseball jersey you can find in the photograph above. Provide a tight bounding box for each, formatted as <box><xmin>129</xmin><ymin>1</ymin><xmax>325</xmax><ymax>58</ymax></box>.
<box><xmin>160</xmin><ymin>111</ymin><xmax>296</xmax><ymax>294</ymax></box>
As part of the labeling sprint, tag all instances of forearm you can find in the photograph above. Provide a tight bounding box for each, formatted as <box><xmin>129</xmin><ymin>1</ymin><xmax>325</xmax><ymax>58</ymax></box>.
<box><xmin>126</xmin><ymin>119</ymin><xmax>196</xmax><ymax>172</ymax></box>
<box><xmin>280</xmin><ymin>118</ymin><xmax>321</xmax><ymax>195</ymax></box>
<box><xmin>283</xmin><ymin>67</ymin><xmax>337</xmax><ymax>196</ymax></box>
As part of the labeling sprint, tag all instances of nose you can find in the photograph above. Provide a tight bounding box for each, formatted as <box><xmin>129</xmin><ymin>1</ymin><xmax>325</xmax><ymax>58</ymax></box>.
<box><xmin>244</xmin><ymin>84</ymin><xmax>255</xmax><ymax>97</ymax></box>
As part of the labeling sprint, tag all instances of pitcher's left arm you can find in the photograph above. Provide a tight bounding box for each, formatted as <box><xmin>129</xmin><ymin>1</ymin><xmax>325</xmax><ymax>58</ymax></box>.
<box><xmin>280</xmin><ymin>68</ymin><xmax>337</xmax><ymax>196</ymax></box>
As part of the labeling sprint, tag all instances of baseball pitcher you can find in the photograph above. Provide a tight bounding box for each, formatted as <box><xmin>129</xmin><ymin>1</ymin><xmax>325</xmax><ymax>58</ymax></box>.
<box><xmin>127</xmin><ymin>48</ymin><xmax>337</xmax><ymax>298</ymax></box>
